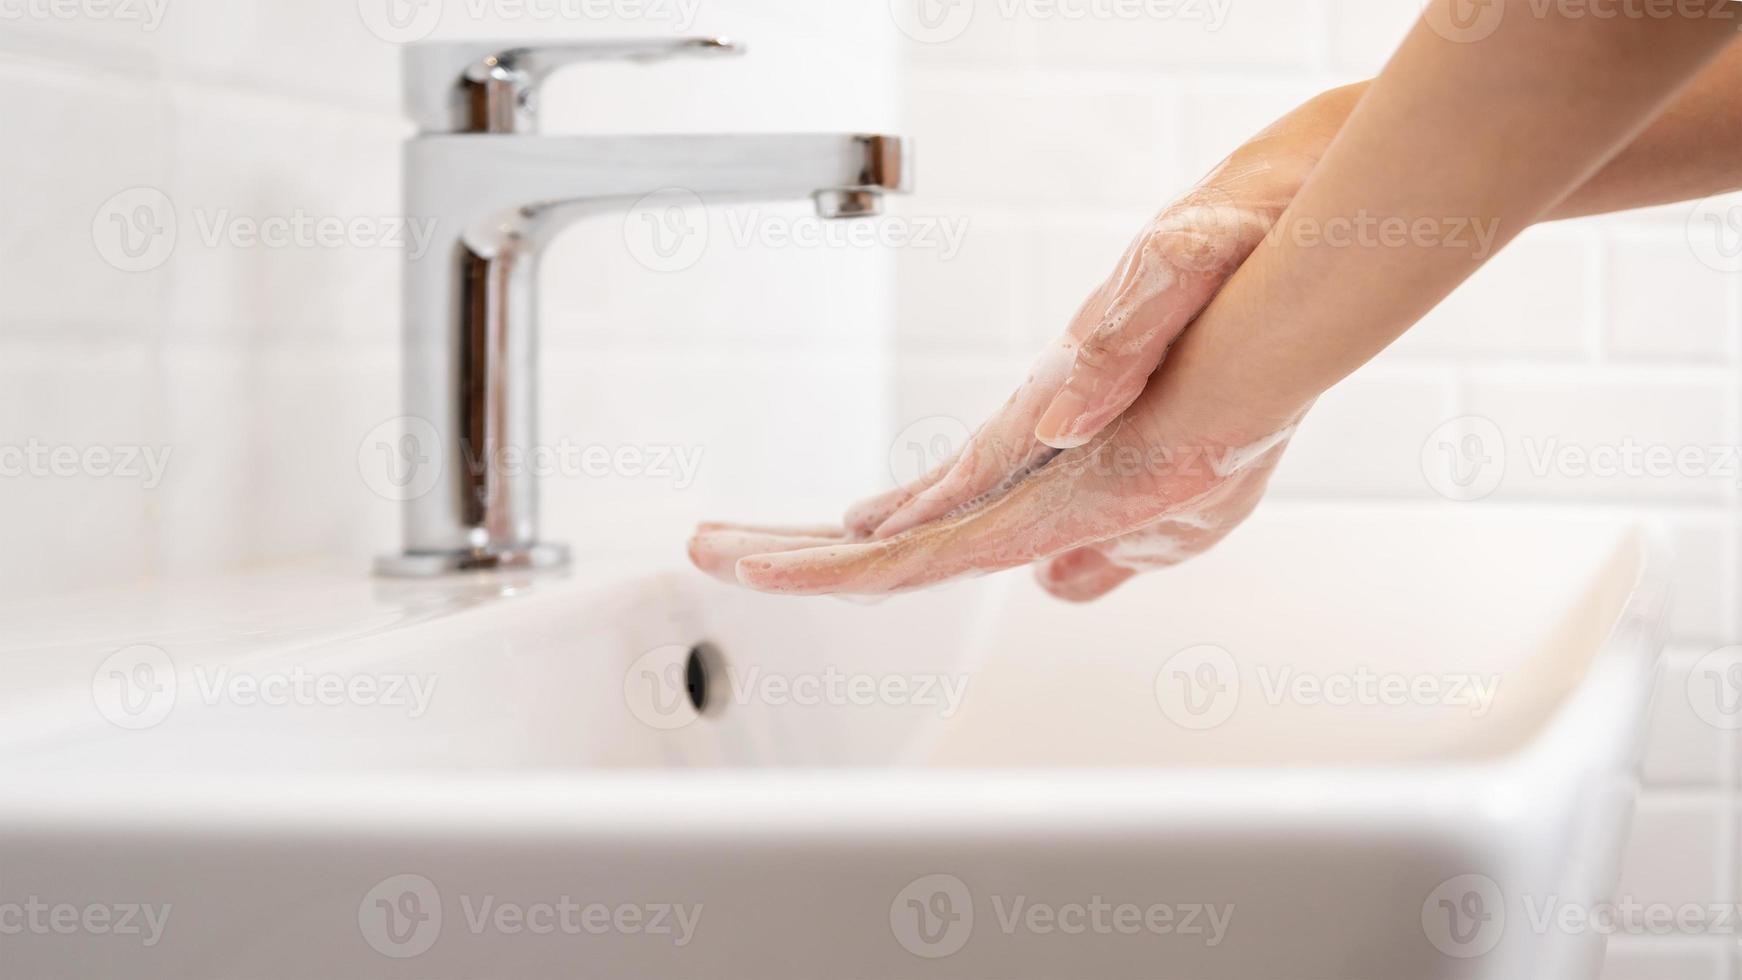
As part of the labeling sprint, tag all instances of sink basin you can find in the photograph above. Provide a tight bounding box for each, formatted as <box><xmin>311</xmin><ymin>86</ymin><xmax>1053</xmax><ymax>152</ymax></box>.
<box><xmin>0</xmin><ymin>503</ymin><xmax>1667</xmax><ymax>979</ymax></box>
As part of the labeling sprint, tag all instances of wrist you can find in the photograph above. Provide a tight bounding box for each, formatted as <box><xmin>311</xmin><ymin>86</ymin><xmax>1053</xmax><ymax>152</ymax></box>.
<box><xmin>1148</xmin><ymin>284</ymin><xmax>1322</xmax><ymax>446</ymax></box>
<box><xmin>1198</xmin><ymin>82</ymin><xmax>1366</xmax><ymax>203</ymax></box>
<box><xmin>1252</xmin><ymin>82</ymin><xmax>1366</xmax><ymax>165</ymax></box>
<box><xmin>1279</xmin><ymin>82</ymin><xmax>1365</xmax><ymax>160</ymax></box>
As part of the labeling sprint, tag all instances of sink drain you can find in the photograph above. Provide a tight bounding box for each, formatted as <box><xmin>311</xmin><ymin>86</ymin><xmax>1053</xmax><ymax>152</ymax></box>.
<box><xmin>685</xmin><ymin>642</ymin><xmax>721</xmax><ymax>714</ymax></box>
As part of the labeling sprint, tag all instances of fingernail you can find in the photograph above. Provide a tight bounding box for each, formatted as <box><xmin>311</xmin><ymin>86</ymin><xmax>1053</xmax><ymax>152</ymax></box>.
<box><xmin>1036</xmin><ymin>389</ymin><xmax>1091</xmax><ymax>448</ymax></box>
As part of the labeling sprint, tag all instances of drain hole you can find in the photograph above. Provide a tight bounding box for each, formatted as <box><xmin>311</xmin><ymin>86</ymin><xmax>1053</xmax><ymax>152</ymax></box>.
<box><xmin>685</xmin><ymin>643</ymin><xmax>720</xmax><ymax>714</ymax></box>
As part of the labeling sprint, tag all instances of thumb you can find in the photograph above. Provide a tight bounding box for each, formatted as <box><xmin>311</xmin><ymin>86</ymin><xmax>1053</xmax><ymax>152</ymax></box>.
<box><xmin>1034</xmin><ymin>202</ymin><xmax>1270</xmax><ymax>449</ymax></box>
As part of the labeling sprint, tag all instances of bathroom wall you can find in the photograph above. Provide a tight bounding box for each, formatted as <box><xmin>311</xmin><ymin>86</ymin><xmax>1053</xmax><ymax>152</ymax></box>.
<box><xmin>886</xmin><ymin>3</ymin><xmax>1742</xmax><ymax>977</ymax></box>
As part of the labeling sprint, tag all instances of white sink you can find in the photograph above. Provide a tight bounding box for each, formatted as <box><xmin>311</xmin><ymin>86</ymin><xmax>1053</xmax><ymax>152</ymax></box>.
<box><xmin>0</xmin><ymin>503</ymin><xmax>1667</xmax><ymax>979</ymax></box>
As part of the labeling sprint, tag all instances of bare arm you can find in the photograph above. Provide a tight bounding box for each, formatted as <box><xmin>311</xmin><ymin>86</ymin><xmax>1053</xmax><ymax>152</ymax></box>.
<box><xmin>1156</xmin><ymin>0</ymin><xmax>1741</xmax><ymax>436</ymax></box>
<box><xmin>1553</xmin><ymin>32</ymin><xmax>1742</xmax><ymax>218</ymax></box>
<box><xmin>1304</xmin><ymin>34</ymin><xmax>1742</xmax><ymax>225</ymax></box>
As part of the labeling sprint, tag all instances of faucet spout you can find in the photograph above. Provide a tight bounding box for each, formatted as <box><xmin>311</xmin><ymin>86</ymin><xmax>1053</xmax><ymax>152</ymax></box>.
<box><xmin>409</xmin><ymin>133</ymin><xmax>909</xmax><ymax>253</ymax></box>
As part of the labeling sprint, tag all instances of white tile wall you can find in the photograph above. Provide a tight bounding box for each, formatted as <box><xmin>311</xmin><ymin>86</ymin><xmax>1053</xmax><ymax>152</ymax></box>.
<box><xmin>1027</xmin><ymin>1</ymin><xmax>1325</xmax><ymax>69</ymax></box>
<box><xmin>1607</xmin><ymin>234</ymin><xmax>1742</xmax><ymax>361</ymax></box>
<box><xmin>1461</xmin><ymin>367</ymin><xmax>1735</xmax><ymax>503</ymax></box>
<box><xmin>890</xmin><ymin>3</ymin><xmax>1742</xmax><ymax>975</ymax></box>
<box><xmin>1396</xmin><ymin>226</ymin><xmax>1596</xmax><ymax>357</ymax></box>
<box><xmin>904</xmin><ymin>74</ymin><xmax>1176</xmax><ymax>207</ymax></box>
<box><xmin>0</xmin><ymin>2</ymin><xmax>407</xmax><ymax>593</ymax></box>
<box><xmin>1615</xmin><ymin>795</ymin><xmax>1731</xmax><ymax>931</ymax></box>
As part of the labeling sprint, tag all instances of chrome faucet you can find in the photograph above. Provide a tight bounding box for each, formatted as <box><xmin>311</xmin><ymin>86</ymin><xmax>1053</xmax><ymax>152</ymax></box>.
<box><xmin>376</xmin><ymin>38</ymin><xmax>911</xmax><ymax>576</ymax></box>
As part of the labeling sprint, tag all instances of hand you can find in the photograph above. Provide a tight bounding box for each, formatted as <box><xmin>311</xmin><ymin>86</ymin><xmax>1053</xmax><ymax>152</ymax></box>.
<box><xmin>690</xmin><ymin>88</ymin><xmax>1357</xmax><ymax>598</ymax></box>
<box><xmin>689</xmin><ymin>369</ymin><xmax>1301</xmax><ymax>598</ymax></box>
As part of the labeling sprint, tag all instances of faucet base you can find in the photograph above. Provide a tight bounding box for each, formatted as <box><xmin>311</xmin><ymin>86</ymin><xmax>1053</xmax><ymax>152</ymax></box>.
<box><xmin>374</xmin><ymin>543</ymin><xmax>571</xmax><ymax>578</ymax></box>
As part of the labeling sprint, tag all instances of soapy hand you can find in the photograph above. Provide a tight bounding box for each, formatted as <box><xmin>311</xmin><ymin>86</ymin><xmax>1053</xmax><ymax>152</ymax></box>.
<box><xmin>849</xmin><ymin>145</ymin><xmax>1316</xmax><ymax>544</ymax></box>
<box><xmin>691</xmin><ymin>93</ymin><xmax>1350</xmax><ymax>599</ymax></box>
<box><xmin>689</xmin><ymin>382</ymin><xmax>1301</xmax><ymax>598</ymax></box>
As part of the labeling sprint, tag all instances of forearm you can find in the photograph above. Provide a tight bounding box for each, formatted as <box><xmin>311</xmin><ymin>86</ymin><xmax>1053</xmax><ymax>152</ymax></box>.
<box><xmin>1551</xmin><ymin>33</ymin><xmax>1742</xmax><ymax>218</ymax></box>
<box><xmin>1281</xmin><ymin>38</ymin><xmax>1742</xmax><ymax>222</ymax></box>
<box><xmin>1160</xmin><ymin>0</ymin><xmax>1737</xmax><ymax>430</ymax></box>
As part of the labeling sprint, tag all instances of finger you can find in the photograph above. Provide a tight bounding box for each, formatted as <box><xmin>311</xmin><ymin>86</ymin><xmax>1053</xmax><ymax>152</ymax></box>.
<box><xmin>843</xmin><ymin>475</ymin><xmax>940</xmax><ymax>538</ymax></box>
<box><xmin>688</xmin><ymin>525</ymin><xmax>848</xmax><ymax>584</ymax></box>
<box><xmin>872</xmin><ymin>440</ymin><xmax>1058</xmax><ymax>540</ymax></box>
<box><xmin>1034</xmin><ymin>546</ymin><xmax>1136</xmax><ymax>603</ymax></box>
<box><xmin>842</xmin><ymin>447</ymin><xmax>960</xmax><ymax>537</ymax></box>
<box><xmin>736</xmin><ymin>423</ymin><xmax>1181</xmax><ymax>596</ymax></box>
<box><xmin>695</xmin><ymin>521</ymin><xmax>848</xmax><ymax>538</ymax></box>
<box><xmin>871</xmin><ymin>339</ymin><xmax>1076</xmax><ymax>539</ymax></box>
<box><xmin>1029</xmin><ymin>513</ymin><xmax>1226</xmax><ymax>603</ymax></box>
<box><xmin>1035</xmin><ymin>203</ymin><xmax>1276</xmax><ymax>450</ymax></box>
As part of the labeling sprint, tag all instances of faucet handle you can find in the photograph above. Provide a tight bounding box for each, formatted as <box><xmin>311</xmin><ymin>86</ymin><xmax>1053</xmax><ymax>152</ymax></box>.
<box><xmin>404</xmin><ymin>37</ymin><xmax>744</xmax><ymax>134</ymax></box>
